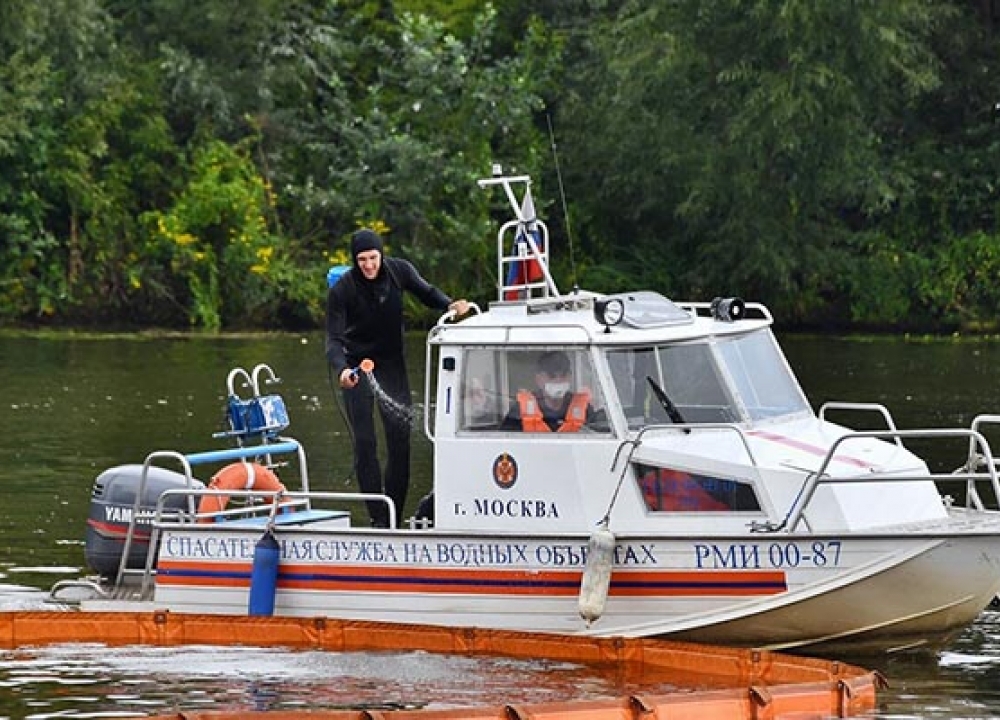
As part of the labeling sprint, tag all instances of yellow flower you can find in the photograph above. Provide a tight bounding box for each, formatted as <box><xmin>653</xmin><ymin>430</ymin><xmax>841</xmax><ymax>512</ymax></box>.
<box><xmin>356</xmin><ymin>219</ymin><xmax>391</xmax><ymax>237</ymax></box>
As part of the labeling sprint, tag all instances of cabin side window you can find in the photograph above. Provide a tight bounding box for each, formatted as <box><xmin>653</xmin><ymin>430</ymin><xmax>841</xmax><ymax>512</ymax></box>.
<box><xmin>458</xmin><ymin>348</ymin><xmax>504</xmax><ymax>431</ymax></box>
<box><xmin>633</xmin><ymin>463</ymin><xmax>762</xmax><ymax>513</ymax></box>
<box><xmin>458</xmin><ymin>347</ymin><xmax>610</xmax><ymax>434</ymax></box>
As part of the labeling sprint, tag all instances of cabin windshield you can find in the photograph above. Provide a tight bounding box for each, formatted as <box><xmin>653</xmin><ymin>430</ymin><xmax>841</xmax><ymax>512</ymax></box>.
<box><xmin>606</xmin><ymin>330</ymin><xmax>810</xmax><ymax>430</ymax></box>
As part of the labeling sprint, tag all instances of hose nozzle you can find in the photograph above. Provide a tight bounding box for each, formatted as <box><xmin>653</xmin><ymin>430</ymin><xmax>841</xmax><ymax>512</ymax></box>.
<box><xmin>351</xmin><ymin>358</ymin><xmax>375</xmax><ymax>379</ymax></box>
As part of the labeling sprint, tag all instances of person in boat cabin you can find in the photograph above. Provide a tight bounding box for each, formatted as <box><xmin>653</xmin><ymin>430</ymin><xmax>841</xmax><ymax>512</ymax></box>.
<box><xmin>325</xmin><ymin>228</ymin><xmax>469</xmax><ymax>527</ymax></box>
<box><xmin>500</xmin><ymin>350</ymin><xmax>606</xmax><ymax>432</ymax></box>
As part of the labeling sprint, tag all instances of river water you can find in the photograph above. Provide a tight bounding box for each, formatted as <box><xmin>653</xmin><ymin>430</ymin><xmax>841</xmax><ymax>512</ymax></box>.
<box><xmin>3</xmin><ymin>330</ymin><xmax>1000</xmax><ymax>718</ymax></box>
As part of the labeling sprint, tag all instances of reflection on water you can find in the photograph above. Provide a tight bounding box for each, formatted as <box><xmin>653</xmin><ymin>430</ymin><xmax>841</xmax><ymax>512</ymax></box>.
<box><xmin>0</xmin><ymin>638</ymin><xmax>715</xmax><ymax>718</ymax></box>
<box><xmin>871</xmin><ymin>609</ymin><xmax>1000</xmax><ymax>719</ymax></box>
<box><xmin>0</xmin><ymin>332</ymin><xmax>364</xmax><ymax>589</ymax></box>
<box><xmin>0</xmin><ymin>644</ymin><xmax>551</xmax><ymax>716</ymax></box>
<box><xmin>5</xmin><ymin>332</ymin><xmax>1000</xmax><ymax>717</ymax></box>
<box><xmin>2</xmin><ymin>606</ymin><xmax>1000</xmax><ymax>719</ymax></box>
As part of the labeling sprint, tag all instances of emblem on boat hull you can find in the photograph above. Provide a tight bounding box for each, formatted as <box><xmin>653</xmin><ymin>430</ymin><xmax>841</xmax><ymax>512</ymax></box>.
<box><xmin>492</xmin><ymin>453</ymin><xmax>518</xmax><ymax>489</ymax></box>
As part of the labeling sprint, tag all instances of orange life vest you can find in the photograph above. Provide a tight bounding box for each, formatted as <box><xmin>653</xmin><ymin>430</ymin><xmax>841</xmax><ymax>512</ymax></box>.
<box><xmin>639</xmin><ymin>467</ymin><xmax>729</xmax><ymax>512</ymax></box>
<box><xmin>517</xmin><ymin>389</ymin><xmax>591</xmax><ymax>433</ymax></box>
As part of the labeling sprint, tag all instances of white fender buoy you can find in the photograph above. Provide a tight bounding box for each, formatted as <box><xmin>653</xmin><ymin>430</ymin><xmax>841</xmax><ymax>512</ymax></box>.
<box><xmin>578</xmin><ymin>522</ymin><xmax>616</xmax><ymax>625</ymax></box>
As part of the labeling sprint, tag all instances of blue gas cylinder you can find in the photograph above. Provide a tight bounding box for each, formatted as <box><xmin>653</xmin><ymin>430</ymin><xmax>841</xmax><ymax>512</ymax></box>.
<box><xmin>327</xmin><ymin>265</ymin><xmax>351</xmax><ymax>288</ymax></box>
<box><xmin>248</xmin><ymin>529</ymin><xmax>280</xmax><ymax>616</ymax></box>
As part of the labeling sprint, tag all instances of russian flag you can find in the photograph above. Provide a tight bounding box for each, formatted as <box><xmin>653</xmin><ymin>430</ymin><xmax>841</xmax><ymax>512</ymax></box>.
<box><xmin>504</xmin><ymin>188</ymin><xmax>545</xmax><ymax>300</ymax></box>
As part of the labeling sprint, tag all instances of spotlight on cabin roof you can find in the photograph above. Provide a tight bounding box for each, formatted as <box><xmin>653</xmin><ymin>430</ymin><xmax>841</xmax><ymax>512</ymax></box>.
<box><xmin>593</xmin><ymin>297</ymin><xmax>624</xmax><ymax>332</ymax></box>
<box><xmin>710</xmin><ymin>296</ymin><xmax>746</xmax><ymax>323</ymax></box>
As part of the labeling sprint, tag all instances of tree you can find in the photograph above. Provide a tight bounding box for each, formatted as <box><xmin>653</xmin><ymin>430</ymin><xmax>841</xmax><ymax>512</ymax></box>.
<box><xmin>259</xmin><ymin>2</ymin><xmax>560</xmax><ymax>312</ymax></box>
<box><xmin>0</xmin><ymin>0</ymin><xmax>168</xmax><ymax>322</ymax></box>
<box><xmin>557</xmin><ymin>0</ymin><xmax>950</xmax><ymax>322</ymax></box>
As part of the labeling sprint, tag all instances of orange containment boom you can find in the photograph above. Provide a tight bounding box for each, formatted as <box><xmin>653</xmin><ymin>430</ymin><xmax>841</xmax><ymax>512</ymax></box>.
<box><xmin>0</xmin><ymin>611</ymin><xmax>881</xmax><ymax>719</ymax></box>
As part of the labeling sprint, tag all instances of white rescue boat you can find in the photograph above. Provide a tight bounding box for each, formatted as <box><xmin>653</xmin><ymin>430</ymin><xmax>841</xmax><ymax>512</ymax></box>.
<box><xmin>60</xmin><ymin>171</ymin><xmax>1000</xmax><ymax>655</ymax></box>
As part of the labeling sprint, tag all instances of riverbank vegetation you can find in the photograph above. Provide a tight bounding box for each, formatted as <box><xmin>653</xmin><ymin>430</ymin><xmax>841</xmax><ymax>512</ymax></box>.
<box><xmin>2</xmin><ymin>1</ymin><xmax>998</xmax><ymax>332</ymax></box>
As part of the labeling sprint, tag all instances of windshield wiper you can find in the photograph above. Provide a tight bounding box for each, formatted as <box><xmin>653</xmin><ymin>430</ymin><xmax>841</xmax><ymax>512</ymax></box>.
<box><xmin>646</xmin><ymin>376</ymin><xmax>689</xmax><ymax>432</ymax></box>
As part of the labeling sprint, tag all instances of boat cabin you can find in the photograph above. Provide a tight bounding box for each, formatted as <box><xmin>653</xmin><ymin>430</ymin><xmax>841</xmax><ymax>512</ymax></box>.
<box><xmin>424</xmin><ymin>173</ymin><xmax>946</xmax><ymax>538</ymax></box>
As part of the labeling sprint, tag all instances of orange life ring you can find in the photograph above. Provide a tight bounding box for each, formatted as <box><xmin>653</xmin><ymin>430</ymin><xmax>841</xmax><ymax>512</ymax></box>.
<box><xmin>197</xmin><ymin>461</ymin><xmax>286</xmax><ymax>520</ymax></box>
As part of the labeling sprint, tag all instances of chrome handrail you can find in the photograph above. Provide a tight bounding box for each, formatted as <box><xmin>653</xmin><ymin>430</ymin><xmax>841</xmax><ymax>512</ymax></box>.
<box><xmin>783</xmin><ymin>427</ymin><xmax>1000</xmax><ymax>533</ymax></box>
<box><xmin>632</xmin><ymin>422</ymin><xmax>762</xmax><ymax>469</ymax></box>
<box><xmin>136</xmin><ymin>488</ymin><xmax>397</xmax><ymax>599</ymax></box>
<box><xmin>818</xmin><ymin>401</ymin><xmax>902</xmax><ymax>447</ymax></box>
<box><xmin>115</xmin><ymin>438</ymin><xmax>308</xmax><ymax>590</ymax></box>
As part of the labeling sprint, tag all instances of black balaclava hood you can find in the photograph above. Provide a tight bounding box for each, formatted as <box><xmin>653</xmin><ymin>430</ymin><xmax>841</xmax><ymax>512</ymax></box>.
<box><xmin>351</xmin><ymin>229</ymin><xmax>384</xmax><ymax>267</ymax></box>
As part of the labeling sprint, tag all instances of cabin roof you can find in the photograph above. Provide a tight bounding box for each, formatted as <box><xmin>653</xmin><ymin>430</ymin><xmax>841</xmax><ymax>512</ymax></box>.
<box><xmin>430</xmin><ymin>291</ymin><xmax>773</xmax><ymax>347</ymax></box>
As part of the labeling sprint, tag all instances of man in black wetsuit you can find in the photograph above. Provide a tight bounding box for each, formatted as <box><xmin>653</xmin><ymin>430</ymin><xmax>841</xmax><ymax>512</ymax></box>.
<box><xmin>325</xmin><ymin>228</ymin><xmax>469</xmax><ymax>527</ymax></box>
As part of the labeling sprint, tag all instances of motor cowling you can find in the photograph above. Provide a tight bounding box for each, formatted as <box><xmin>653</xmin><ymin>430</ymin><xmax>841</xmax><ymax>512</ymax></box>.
<box><xmin>84</xmin><ymin>464</ymin><xmax>204</xmax><ymax>577</ymax></box>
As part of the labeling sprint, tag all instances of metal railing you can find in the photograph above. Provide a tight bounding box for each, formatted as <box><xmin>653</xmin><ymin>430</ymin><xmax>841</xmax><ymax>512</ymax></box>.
<box><xmin>115</xmin><ymin>438</ymin><xmax>309</xmax><ymax>589</ymax></box>
<box><xmin>631</xmin><ymin>418</ymin><xmax>1000</xmax><ymax>534</ymax></box>
<box><xmin>134</xmin><ymin>487</ymin><xmax>396</xmax><ymax>599</ymax></box>
<box><xmin>818</xmin><ymin>401</ymin><xmax>903</xmax><ymax>447</ymax></box>
<box><xmin>782</xmin><ymin>427</ymin><xmax>1000</xmax><ymax>533</ymax></box>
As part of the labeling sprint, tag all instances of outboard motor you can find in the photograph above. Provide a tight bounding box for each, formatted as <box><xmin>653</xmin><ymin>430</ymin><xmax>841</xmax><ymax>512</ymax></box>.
<box><xmin>84</xmin><ymin>464</ymin><xmax>204</xmax><ymax>577</ymax></box>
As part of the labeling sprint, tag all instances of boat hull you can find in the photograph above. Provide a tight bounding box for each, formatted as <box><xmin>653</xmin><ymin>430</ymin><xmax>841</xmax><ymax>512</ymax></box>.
<box><xmin>659</xmin><ymin>534</ymin><xmax>1000</xmax><ymax>654</ymax></box>
<box><xmin>141</xmin><ymin>519</ymin><xmax>1000</xmax><ymax>654</ymax></box>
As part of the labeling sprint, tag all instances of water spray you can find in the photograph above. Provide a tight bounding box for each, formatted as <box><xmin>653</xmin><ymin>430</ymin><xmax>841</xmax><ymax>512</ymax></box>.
<box><xmin>353</xmin><ymin>358</ymin><xmax>419</xmax><ymax>427</ymax></box>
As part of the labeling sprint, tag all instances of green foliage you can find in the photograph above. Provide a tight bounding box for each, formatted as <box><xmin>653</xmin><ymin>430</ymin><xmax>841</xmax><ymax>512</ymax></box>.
<box><xmin>0</xmin><ymin>0</ymin><xmax>118</xmax><ymax>320</ymax></box>
<box><xmin>0</xmin><ymin>49</ymin><xmax>60</xmax><ymax>318</ymax></box>
<box><xmin>110</xmin><ymin>0</ymin><xmax>291</xmax><ymax>141</ymax></box>
<box><xmin>841</xmin><ymin>232</ymin><xmax>924</xmax><ymax>329</ymax></box>
<box><xmin>922</xmin><ymin>231</ymin><xmax>1000</xmax><ymax>329</ymax></box>
<box><xmin>844</xmin><ymin>229</ymin><xmax>1000</xmax><ymax>332</ymax></box>
<box><xmin>555</xmin><ymin>0</ymin><xmax>957</xmax><ymax>319</ymax></box>
<box><xmin>0</xmin><ymin>0</ymin><xmax>999</xmax><ymax>333</ymax></box>
<box><xmin>395</xmin><ymin>0</ymin><xmax>484</xmax><ymax>37</ymax></box>
<box><xmin>144</xmin><ymin>137</ymin><xmax>286</xmax><ymax>330</ymax></box>
<box><xmin>261</xmin><ymin>2</ymin><xmax>559</xmax><ymax>312</ymax></box>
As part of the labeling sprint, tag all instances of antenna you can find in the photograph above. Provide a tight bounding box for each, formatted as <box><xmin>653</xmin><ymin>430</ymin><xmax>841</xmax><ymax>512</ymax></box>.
<box><xmin>546</xmin><ymin>113</ymin><xmax>578</xmax><ymax>289</ymax></box>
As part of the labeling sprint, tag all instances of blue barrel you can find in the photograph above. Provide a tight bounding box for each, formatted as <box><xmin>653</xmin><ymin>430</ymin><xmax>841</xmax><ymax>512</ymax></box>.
<box><xmin>248</xmin><ymin>529</ymin><xmax>280</xmax><ymax>616</ymax></box>
<box><xmin>327</xmin><ymin>265</ymin><xmax>351</xmax><ymax>288</ymax></box>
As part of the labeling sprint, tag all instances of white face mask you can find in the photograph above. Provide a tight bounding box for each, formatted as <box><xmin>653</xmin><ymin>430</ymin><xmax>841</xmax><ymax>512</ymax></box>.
<box><xmin>543</xmin><ymin>381</ymin><xmax>571</xmax><ymax>400</ymax></box>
